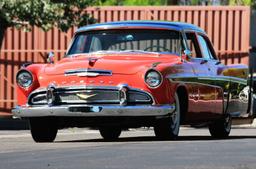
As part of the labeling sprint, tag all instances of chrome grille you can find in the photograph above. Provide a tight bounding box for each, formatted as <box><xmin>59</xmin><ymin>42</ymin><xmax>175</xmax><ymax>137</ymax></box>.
<box><xmin>128</xmin><ymin>91</ymin><xmax>151</xmax><ymax>103</ymax></box>
<box><xmin>28</xmin><ymin>87</ymin><xmax>153</xmax><ymax>105</ymax></box>
<box><xmin>31</xmin><ymin>94</ymin><xmax>47</xmax><ymax>104</ymax></box>
<box><xmin>58</xmin><ymin>90</ymin><xmax>120</xmax><ymax>104</ymax></box>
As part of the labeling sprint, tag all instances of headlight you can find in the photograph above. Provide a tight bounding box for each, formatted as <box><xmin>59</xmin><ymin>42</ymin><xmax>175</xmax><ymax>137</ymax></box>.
<box><xmin>16</xmin><ymin>70</ymin><xmax>33</xmax><ymax>88</ymax></box>
<box><xmin>145</xmin><ymin>70</ymin><xmax>162</xmax><ymax>88</ymax></box>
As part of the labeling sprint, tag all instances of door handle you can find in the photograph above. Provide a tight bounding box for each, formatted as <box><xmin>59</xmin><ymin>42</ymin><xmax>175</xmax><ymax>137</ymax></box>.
<box><xmin>200</xmin><ymin>60</ymin><xmax>208</xmax><ymax>64</ymax></box>
<box><xmin>215</xmin><ymin>61</ymin><xmax>221</xmax><ymax>65</ymax></box>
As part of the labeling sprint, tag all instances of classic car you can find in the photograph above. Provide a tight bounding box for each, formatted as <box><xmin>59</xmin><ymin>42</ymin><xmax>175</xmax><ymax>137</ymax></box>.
<box><xmin>12</xmin><ymin>21</ymin><xmax>256</xmax><ymax>142</ymax></box>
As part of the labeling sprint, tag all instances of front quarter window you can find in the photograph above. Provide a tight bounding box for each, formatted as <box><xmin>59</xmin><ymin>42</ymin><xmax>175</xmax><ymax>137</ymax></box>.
<box><xmin>185</xmin><ymin>32</ymin><xmax>202</xmax><ymax>58</ymax></box>
<box><xmin>197</xmin><ymin>34</ymin><xmax>216</xmax><ymax>60</ymax></box>
<box><xmin>68</xmin><ymin>35</ymin><xmax>88</xmax><ymax>55</ymax></box>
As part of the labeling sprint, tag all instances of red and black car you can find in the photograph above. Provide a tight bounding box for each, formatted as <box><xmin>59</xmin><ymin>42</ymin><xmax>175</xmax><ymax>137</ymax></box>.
<box><xmin>12</xmin><ymin>21</ymin><xmax>256</xmax><ymax>142</ymax></box>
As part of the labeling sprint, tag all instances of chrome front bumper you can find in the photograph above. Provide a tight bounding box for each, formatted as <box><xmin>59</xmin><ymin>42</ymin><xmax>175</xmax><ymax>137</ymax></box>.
<box><xmin>12</xmin><ymin>104</ymin><xmax>175</xmax><ymax>118</ymax></box>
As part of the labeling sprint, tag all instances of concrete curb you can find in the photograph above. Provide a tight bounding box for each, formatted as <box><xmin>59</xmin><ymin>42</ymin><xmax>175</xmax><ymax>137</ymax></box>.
<box><xmin>234</xmin><ymin>119</ymin><xmax>256</xmax><ymax>128</ymax></box>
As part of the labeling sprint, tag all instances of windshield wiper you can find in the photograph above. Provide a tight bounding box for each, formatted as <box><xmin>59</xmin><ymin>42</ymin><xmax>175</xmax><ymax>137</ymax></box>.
<box><xmin>69</xmin><ymin>50</ymin><xmax>160</xmax><ymax>57</ymax></box>
<box><xmin>89</xmin><ymin>50</ymin><xmax>119</xmax><ymax>54</ymax></box>
<box><xmin>121</xmin><ymin>50</ymin><xmax>159</xmax><ymax>54</ymax></box>
<box><xmin>89</xmin><ymin>50</ymin><xmax>159</xmax><ymax>55</ymax></box>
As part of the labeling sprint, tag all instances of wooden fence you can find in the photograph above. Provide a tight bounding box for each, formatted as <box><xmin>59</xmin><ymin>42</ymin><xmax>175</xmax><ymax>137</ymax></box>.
<box><xmin>0</xmin><ymin>6</ymin><xmax>251</xmax><ymax>115</ymax></box>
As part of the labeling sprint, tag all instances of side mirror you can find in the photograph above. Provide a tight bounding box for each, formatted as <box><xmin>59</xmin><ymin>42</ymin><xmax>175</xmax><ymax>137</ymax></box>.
<box><xmin>47</xmin><ymin>52</ymin><xmax>55</xmax><ymax>64</ymax></box>
<box><xmin>184</xmin><ymin>49</ymin><xmax>192</xmax><ymax>57</ymax></box>
<box><xmin>181</xmin><ymin>50</ymin><xmax>192</xmax><ymax>61</ymax></box>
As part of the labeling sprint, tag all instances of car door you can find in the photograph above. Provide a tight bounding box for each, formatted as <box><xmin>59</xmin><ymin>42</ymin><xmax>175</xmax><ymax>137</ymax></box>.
<box><xmin>197</xmin><ymin>33</ymin><xmax>249</xmax><ymax>118</ymax></box>
<box><xmin>196</xmin><ymin>34</ymin><xmax>224</xmax><ymax>117</ymax></box>
<box><xmin>184</xmin><ymin>32</ymin><xmax>220</xmax><ymax>121</ymax></box>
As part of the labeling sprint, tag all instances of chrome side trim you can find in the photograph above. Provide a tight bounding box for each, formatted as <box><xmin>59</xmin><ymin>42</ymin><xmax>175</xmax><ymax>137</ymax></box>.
<box><xmin>168</xmin><ymin>77</ymin><xmax>224</xmax><ymax>90</ymax></box>
<box><xmin>168</xmin><ymin>74</ymin><xmax>247</xmax><ymax>85</ymax></box>
<box><xmin>12</xmin><ymin>104</ymin><xmax>175</xmax><ymax>118</ymax></box>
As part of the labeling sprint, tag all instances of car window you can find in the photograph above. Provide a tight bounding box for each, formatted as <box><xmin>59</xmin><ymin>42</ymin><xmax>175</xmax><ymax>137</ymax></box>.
<box><xmin>89</xmin><ymin>37</ymin><xmax>102</xmax><ymax>52</ymax></box>
<box><xmin>185</xmin><ymin>32</ymin><xmax>201</xmax><ymax>58</ymax></box>
<box><xmin>67</xmin><ymin>30</ymin><xmax>183</xmax><ymax>56</ymax></box>
<box><xmin>69</xmin><ymin>35</ymin><xmax>88</xmax><ymax>54</ymax></box>
<box><xmin>197</xmin><ymin>35</ymin><xmax>215</xmax><ymax>60</ymax></box>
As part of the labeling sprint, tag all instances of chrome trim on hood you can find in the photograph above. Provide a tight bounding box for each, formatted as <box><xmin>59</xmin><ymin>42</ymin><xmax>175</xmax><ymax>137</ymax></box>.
<box><xmin>64</xmin><ymin>69</ymin><xmax>112</xmax><ymax>77</ymax></box>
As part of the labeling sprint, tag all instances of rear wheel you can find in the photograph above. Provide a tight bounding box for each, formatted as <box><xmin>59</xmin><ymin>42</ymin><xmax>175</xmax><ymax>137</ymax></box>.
<box><xmin>99</xmin><ymin>126</ymin><xmax>122</xmax><ymax>141</ymax></box>
<box><xmin>29</xmin><ymin>117</ymin><xmax>58</xmax><ymax>143</ymax></box>
<box><xmin>154</xmin><ymin>93</ymin><xmax>181</xmax><ymax>140</ymax></box>
<box><xmin>208</xmin><ymin>115</ymin><xmax>232</xmax><ymax>138</ymax></box>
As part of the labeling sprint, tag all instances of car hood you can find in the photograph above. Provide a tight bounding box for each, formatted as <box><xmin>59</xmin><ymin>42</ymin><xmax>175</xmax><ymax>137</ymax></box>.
<box><xmin>44</xmin><ymin>52</ymin><xmax>180</xmax><ymax>75</ymax></box>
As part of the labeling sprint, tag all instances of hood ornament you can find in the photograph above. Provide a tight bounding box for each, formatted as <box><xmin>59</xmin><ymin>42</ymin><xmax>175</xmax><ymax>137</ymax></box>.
<box><xmin>89</xmin><ymin>57</ymin><xmax>98</xmax><ymax>66</ymax></box>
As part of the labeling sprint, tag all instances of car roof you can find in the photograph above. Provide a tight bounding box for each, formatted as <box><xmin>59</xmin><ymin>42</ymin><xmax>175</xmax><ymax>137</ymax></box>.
<box><xmin>76</xmin><ymin>20</ymin><xmax>205</xmax><ymax>34</ymax></box>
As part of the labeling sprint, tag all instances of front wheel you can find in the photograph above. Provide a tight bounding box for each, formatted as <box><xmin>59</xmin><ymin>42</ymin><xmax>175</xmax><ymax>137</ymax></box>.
<box><xmin>154</xmin><ymin>93</ymin><xmax>181</xmax><ymax>140</ymax></box>
<box><xmin>99</xmin><ymin>126</ymin><xmax>122</xmax><ymax>141</ymax></box>
<box><xmin>208</xmin><ymin>115</ymin><xmax>232</xmax><ymax>138</ymax></box>
<box><xmin>29</xmin><ymin>117</ymin><xmax>58</xmax><ymax>143</ymax></box>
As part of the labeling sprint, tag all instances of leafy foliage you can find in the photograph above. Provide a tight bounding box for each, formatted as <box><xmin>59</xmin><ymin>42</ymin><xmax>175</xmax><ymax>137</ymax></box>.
<box><xmin>0</xmin><ymin>0</ymin><xmax>96</xmax><ymax>32</ymax></box>
<box><xmin>95</xmin><ymin>0</ymin><xmax>256</xmax><ymax>7</ymax></box>
<box><xmin>95</xmin><ymin>0</ymin><xmax>166</xmax><ymax>5</ymax></box>
<box><xmin>229</xmin><ymin>0</ymin><xmax>252</xmax><ymax>5</ymax></box>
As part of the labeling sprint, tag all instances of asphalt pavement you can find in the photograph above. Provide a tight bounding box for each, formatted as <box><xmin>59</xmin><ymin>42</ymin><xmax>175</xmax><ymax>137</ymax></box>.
<box><xmin>1</xmin><ymin>127</ymin><xmax>256</xmax><ymax>169</ymax></box>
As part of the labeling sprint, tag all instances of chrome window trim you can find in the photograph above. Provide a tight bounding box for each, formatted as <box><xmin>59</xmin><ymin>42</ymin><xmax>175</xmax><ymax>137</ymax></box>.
<box><xmin>66</xmin><ymin>28</ymin><xmax>184</xmax><ymax>57</ymax></box>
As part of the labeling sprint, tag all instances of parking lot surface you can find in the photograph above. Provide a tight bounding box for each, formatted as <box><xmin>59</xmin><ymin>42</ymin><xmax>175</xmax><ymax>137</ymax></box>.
<box><xmin>1</xmin><ymin>127</ymin><xmax>256</xmax><ymax>169</ymax></box>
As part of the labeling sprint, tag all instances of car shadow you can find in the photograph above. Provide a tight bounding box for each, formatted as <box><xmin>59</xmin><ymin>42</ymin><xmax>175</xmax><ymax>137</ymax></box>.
<box><xmin>56</xmin><ymin>135</ymin><xmax>256</xmax><ymax>143</ymax></box>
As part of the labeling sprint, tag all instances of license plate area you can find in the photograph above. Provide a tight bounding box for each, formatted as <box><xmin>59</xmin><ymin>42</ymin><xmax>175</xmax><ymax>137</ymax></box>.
<box><xmin>68</xmin><ymin>106</ymin><xmax>102</xmax><ymax>113</ymax></box>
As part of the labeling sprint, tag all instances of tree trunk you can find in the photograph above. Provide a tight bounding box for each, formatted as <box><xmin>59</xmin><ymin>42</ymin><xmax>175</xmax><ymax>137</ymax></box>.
<box><xmin>0</xmin><ymin>25</ymin><xmax>7</xmax><ymax>50</ymax></box>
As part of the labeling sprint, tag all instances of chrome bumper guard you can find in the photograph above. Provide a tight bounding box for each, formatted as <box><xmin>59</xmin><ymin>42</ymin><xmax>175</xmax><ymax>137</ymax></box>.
<box><xmin>12</xmin><ymin>104</ymin><xmax>175</xmax><ymax>118</ymax></box>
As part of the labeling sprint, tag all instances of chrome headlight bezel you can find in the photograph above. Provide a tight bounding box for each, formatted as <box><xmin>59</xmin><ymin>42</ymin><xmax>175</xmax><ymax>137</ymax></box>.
<box><xmin>16</xmin><ymin>70</ymin><xmax>33</xmax><ymax>89</ymax></box>
<box><xmin>144</xmin><ymin>69</ymin><xmax>163</xmax><ymax>88</ymax></box>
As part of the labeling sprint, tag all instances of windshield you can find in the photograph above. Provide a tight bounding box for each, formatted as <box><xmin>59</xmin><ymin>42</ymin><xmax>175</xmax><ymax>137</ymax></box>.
<box><xmin>67</xmin><ymin>29</ymin><xmax>183</xmax><ymax>56</ymax></box>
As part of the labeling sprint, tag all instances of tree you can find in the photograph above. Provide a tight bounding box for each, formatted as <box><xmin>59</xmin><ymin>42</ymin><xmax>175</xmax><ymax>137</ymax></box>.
<box><xmin>96</xmin><ymin>0</ymin><xmax>256</xmax><ymax>6</ymax></box>
<box><xmin>229</xmin><ymin>0</ymin><xmax>252</xmax><ymax>5</ymax></box>
<box><xmin>95</xmin><ymin>0</ymin><xmax>163</xmax><ymax>5</ymax></box>
<box><xmin>0</xmin><ymin>0</ymin><xmax>96</xmax><ymax>49</ymax></box>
